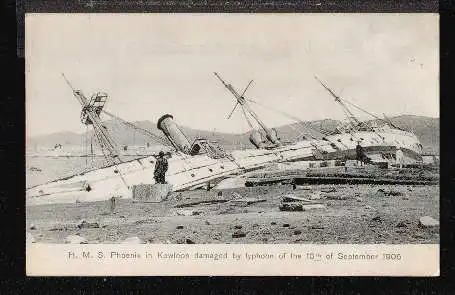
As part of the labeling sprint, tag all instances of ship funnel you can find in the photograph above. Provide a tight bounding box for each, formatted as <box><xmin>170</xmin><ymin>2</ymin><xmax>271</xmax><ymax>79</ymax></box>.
<box><xmin>157</xmin><ymin>114</ymin><xmax>192</xmax><ymax>154</ymax></box>
<box><xmin>249</xmin><ymin>130</ymin><xmax>266</xmax><ymax>149</ymax></box>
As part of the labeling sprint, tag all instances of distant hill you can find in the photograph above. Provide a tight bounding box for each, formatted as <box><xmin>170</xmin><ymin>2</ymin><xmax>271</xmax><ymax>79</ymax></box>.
<box><xmin>26</xmin><ymin>115</ymin><xmax>439</xmax><ymax>155</ymax></box>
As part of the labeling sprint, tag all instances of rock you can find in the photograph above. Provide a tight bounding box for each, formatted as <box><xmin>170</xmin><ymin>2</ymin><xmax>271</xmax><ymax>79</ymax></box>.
<box><xmin>271</xmin><ymin>222</ymin><xmax>277</xmax><ymax>225</ymax></box>
<box><xmin>65</xmin><ymin>235</ymin><xmax>88</xmax><ymax>244</ymax></box>
<box><xmin>309</xmin><ymin>191</ymin><xmax>322</xmax><ymax>200</ymax></box>
<box><xmin>293</xmin><ymin>230</ymin><xmax>302</xmax><ymax>235</ymax></box>
<box><xmin>210</xmin><ymin>232</ymin><xmax>222</xmax><ymax>240</ymax></box>
<box><xmin>176</xmin><ymin>209</ymin><xmax>200</xmax><ymax>216</ymax></box>
<box><xmin>310</xmin><ymin>225</ymin><xmax>324</xmax><ymax>230</ymax></box>
<box><xmin>232</xmin><ymin>230</ymin><xmax>246</xmax><ymax>238</ymax></box>
<box><xmin>231</xmin><ymin>192</ymin><xmax>243</xmax><ymax>199</ymax></box>
<box><xmin>176</xmin><ymin>237</ymin><xmax>195</xmax><ymax>244</ymax></box>
<box><xmin>396</xmin><ymin>221</ymin><xmax>408</xmax><ymax>228</ymax></box>
<box><xmin>282</xmin><ymin>223</ymin><xmax>290</xmax><ymax>228</ymax></box>
<box><xmin>30</xmin><ymin>224</ymin><xmax>36</xmax><ymax>230</ymax></box>
<box><xmin>77</xmin><ymin>219</ymin><xmax>100</xmax><ymax>229</ymax></box>
<box><xmin>234</xmin><ymin>225</ymin><xmax>243</xmax><ymax>229</ymax></box>
<box><xmin>419</xmin><ymin>216</ymin><xmax>439</xmax><ymax>228</ymax></box>
<box><xmin>121</xmin><ymin>237</ymin><xmax>143</xmax><ymax>244</ymax></box>
<box><xmin>204</xmin><ymin>220</ymin><xmax>211</xmax><ymax>225</ymax></box>
<box><xmin>176</xmin><ymin>225</ymin><xmax>184</xmax><ymax>229</ymax></box>
<box><xmin>26</xmin><ymin>233</ymin><xmax>36</xmax><ymax>243</ymax></box>
<box><xmin>372</xmin><ymin>216</ymin><xmax>384</xmax><ymax>223</ymax></box>
<box><xmin>355</xmin><ymin>197</ymin><xmax>363</xmax><ymax>202</ymax></box>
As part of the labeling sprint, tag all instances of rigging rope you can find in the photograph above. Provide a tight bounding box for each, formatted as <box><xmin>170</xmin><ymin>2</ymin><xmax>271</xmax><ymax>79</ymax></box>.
<box><xmin>245</xmin><ymin>98</ymin><xmax>324</xmax><ymax>139</ymax></box>
<box><xmin>101</xmin><ymin>110</ymin><xmax>171</xmax><ymax>147</ymax></box>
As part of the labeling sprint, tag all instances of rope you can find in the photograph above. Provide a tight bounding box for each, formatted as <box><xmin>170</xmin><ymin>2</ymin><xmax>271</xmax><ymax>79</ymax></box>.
<box><xmin>102</xmin><ymin>110</ymin><xmax>171</xmax><ymax>147</ymax></box>
<box><xmin>245</xmin><ymin>98</ymin><xmax>324</xmax><ymax>139</ymax></box>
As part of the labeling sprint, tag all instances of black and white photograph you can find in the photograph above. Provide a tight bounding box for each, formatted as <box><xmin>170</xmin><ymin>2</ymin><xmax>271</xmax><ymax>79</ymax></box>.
<box><xmin>25</xmin><ymin>13</ymin><xmax>439</xmax><ymax>252</ymax></box>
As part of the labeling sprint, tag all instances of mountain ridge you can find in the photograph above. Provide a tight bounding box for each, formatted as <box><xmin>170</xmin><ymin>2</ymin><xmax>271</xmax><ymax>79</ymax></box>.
<box><xmin>26</xmin><ymin>115</ymin><xmax>439</xmax><ymax>154</ymax></box>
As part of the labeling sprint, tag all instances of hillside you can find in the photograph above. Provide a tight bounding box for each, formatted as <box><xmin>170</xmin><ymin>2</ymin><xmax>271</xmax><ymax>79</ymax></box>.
<box><xmin>26</xmin><ymin>115</ymin><xmax>439</xmax><ymax>155</ymax></box>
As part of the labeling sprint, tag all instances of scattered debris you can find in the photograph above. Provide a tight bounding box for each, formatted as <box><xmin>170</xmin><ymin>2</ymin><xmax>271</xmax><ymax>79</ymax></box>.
<box><xmin>396</xmin><ymin>220</ymin><xmax>410</xmax><ymax>228</ymax></box>
<box><xmin>378</xmin><ymin>189</ymin><xmax>404</xmax><ymax>196</ymax></box>
<box><xmin>282</xmin><ymin>194</ymin><xmax>313</xmax><ymax>203</ymax></box>
<box><xmin>121</xmin><ymin>237</ymin><xmax>143</xmax><ymax>244</ymax></box>
<box><xmin>65</xmin><ymin>235</ymin><xmax>88</xmax><ymax>244</ymax></box>
<box><xmin>176</xmin><ymin>209</ymin><xmax>201</xmax><ymax>216</ymax></box>
<box><xmin>280</xmin><ymin>202</ymin><xmax>325</xmax><ymax>211</ymax></box>
<box><xmin>176</xmin><ymin>237</ymin><xmax>195</xmax><ymax>244</ymax></box>
<box><xmin>175</xmin><ymin>198</ymin><xmax>228</xmax><ymax>208</ymax></box>
<box><xmin>230</xmin><ymin>197</ymin><xmax>267</xmax><ymax>206</ymax></box>
<box><xmin>210</xmin><ymin>232</ymin><xmax>222</xmax><ymax>240</ymax></box>
<box><xmin>371</xmin><ymin>215</ymin><xmax>384</xmax><ymax>223</ymax></box>
<box><xmin>232</xmin><ymin>230</ymin><xmax>246</xmax><ymax>238</ymax></box>
<box><xmin>77</xmin><ymin>219</ymin><xmax>100</xmax><ymax>229</ymax></box>
<box><xmin>419</xmin><ymin>216</ymin><xmax>439</xmax><ymax>228</ymax></box>
<box><xmin>325</xmin><ymin>194</ymin><xmax>348</xmax><ymax>200</ymax></box>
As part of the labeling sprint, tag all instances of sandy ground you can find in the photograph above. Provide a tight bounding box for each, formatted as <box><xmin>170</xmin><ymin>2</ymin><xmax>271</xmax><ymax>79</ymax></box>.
<box><xmin>26</xmin><ymin>183</ymin><xmax>439</xmax><ymax>244</ymax></box>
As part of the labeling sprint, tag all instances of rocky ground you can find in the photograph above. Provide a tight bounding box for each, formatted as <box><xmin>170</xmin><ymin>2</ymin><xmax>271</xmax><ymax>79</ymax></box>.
<box><xmin>26</xmin><ymin>182</ymin><xmax>439</xmax><ymax>244</ymax></box>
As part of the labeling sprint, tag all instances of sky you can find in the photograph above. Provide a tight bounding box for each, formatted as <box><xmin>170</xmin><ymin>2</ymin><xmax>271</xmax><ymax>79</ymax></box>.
<box><xmin>25</xmin><ymin>13</ymin><xmax>439</xmax><ymax>137</ymax></box>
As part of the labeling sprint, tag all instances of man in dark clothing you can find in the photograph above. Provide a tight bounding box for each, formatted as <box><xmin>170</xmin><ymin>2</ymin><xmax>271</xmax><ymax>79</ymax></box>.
<box><xmin>154</xmin><ymin>151</ymin><xmax>169</xmax><ymax>184</ymax></box>
<box><xmin>356</xmin><ymin>142</ymin><xmax>364</xmax><ymax>166</ymax></box>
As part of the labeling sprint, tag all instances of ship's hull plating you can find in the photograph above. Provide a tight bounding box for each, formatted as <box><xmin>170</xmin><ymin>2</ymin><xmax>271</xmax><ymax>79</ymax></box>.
<box><xmin>26</xmin><ymin>128</ymin><xmax>422</xmax><ymax>205</ymax></box>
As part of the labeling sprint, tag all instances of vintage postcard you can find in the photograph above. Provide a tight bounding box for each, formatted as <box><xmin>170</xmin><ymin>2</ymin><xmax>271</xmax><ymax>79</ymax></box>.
<box><xmin>25</xmin><ymin>13</ymin><xmax>439</xmax><ymax>276</ymax></box>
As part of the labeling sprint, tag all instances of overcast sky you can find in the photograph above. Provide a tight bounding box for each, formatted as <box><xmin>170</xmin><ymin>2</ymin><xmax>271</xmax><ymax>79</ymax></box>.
<box><xmin>26</xmin><ymin>13</ymin><xmax>439</xmax><ymax>137</ymax></box>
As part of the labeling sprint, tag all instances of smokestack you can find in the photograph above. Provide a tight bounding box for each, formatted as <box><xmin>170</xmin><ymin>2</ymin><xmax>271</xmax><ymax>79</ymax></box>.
<box><xmin>157</xmin><ymin>114</ymin><xmax>192</xmax><ymax>154</ymax></box>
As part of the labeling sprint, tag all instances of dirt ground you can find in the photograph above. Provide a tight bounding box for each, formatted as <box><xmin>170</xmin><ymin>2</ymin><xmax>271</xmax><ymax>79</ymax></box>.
<box><xmin>26</xmin><ymin>183</ymin><xmax>439</xmax><ymax>244</ymax></box>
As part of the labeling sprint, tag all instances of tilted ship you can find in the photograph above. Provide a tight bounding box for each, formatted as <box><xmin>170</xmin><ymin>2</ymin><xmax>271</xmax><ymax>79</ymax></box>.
<box><xmin>26</xmin><ymin>73</ymin><xmax>423</xmax><ymax>205</ymax></box>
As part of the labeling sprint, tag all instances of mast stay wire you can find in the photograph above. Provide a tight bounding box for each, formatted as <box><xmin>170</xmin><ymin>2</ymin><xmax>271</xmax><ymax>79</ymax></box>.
<box><xmin>243</xmin><ymin>97</ymin><xmax>325</xmax><ymax>140</ymax></box>
<box><xmin>101</xmin><ymin>109</ymin><xmax>172</xmax><ymax>147</ymax></box>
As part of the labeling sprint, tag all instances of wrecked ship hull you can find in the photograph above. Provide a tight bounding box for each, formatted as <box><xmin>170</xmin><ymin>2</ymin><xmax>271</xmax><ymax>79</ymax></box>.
<box><xmin>26</xmin><ymin>127</ymin><xmax>422</xmax><ymax>206</ymax></box>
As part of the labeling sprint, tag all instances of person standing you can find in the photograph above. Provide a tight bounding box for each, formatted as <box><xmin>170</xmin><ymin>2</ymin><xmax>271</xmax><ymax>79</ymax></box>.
<box><xmin>154</xmin><ymin>151</ymin><xmax>169</xmax><ymax>184</ymax></box>
<box><xmin>356</xmin><ymin>142</ymin><xmax>365</xmax><ymax>166</ymax></box>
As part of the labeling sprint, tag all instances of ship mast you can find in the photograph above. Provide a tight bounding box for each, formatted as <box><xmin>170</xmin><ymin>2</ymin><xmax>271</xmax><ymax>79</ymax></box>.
<box><xmin>313</xmin><ymin>75</ymin><xmax>362</xmax><ymax>130</ymax></box>
<box><xmin>214</xmin><ymin>72</ymin><xmax>280</xmax><ymax>145</ymax></box>
<box><xmin>61</xmin><ymin>73</ymin><xmax>122</xmax><ymax>165</ymax></box>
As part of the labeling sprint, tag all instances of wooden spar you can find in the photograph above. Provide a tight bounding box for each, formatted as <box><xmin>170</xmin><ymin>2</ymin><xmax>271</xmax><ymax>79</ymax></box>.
<box><xmin>213</xmin><ymin>72</ymin><xmax>280</xmax><ymax>145</ymax></box>
<box><xmin>313</xmin><ymin>75</ymin><xmax>361</xmax><ymax>127</ymax></box>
